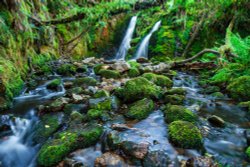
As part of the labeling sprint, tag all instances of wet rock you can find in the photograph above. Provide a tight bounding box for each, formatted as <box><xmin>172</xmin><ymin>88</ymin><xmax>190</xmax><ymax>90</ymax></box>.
<box><xmin>39</xmin><ymin>97</ymin><xmax>70</xmax><ymax>113</ymax></box>
<box><xmin>210</xmin><ymin>92</ymin><xmax>224</xmax><ymax>98</ymax></box>
<box><xmin>64</xmin><ymin>81</ymin><xmax>74</xmax><ymax>89</ymax></box>
<box><xmin>62</xmin><ymin>158</ymin><xmax>84</xmax><ymax>167</ymax></box>
<box><xmin>121</xmin><ymin>141</ymin><xmax>149</xmax><ymax>159</ymax></box>
<box><xmin>98</xmin><ymin>69</ymin><xmax>121</xmax><ymax>79</ymax></box>
<box><xmin>71</xmin><ymin>94</ymin><xmax>85</xmax><ymax>104</ymax></box>
<box><xmin>33</xmin><ymin>113</ymin><xmax>64</xmax><ymax>144</ymax></box>
<box><xmin>164</xmin><ymin>105</ymin><xmax>197</xmax><ymax>123</ymax></box>
<box><xmin>137</xmin><ymin>57</ymin><xmax>148</xmax><ymax>63</ymax></box>
<box><xmin>207</xmin><ymin>115</ymin><xmax>225</xmax><ymax>128</ymax></box>
<box><xmin>87</xmin><ymin>109</ymin><xmax>103</xmax><ymax>120</ymax></box>
<box><xmin>95</xmin><ymin>152</ymin><xmax>127</xmax><ymax>167</ymax></box>
<box><xmin>73</xmin><ymin>77</ymin><xmax>97</xmax><ymax>87</ymax></box>
<box><xmin>93</xmin><ymin>90</ymin><xmax>110</xmax><ymax>98</ymax></box>
<box><xmin>37</xmin><ymin>123</ymin><xmax>103</xmax><ymax>167</ymax></box>
<box><xmin>164</xmin><ymin>95</ymin><xmax>185</xmax><ymax>105</ymax></box>
<box><xmin>63</xmin><ymin>103</ymin><xmax>87</xmax><ymax>115</ymax></box>
<box><xmin>70</xmin><ymin>111</ymin><xmax>85</xmax><ymax>123</ymax></box>
<box><xmin>115</xmin><ymin>77</ymin><xmax>161</xmax><ymax>102</ymax></box>
<box><xmin>168</xmin><ymin>121</ymin><xmax>203</xmax><ymax>149</ymax></box>
<box><xmin>142</xmin><ymin>73</ymin><xmax>173</xmax><ymax>88</ymax></box>
<box><xmin>126</xmin><ymin>98</ymin><xmax>154</xmax><ymax>120</ymax></box>
<box><xmin>47</xmin><ymin>79</ymin><xmax>62</xmax><ymax>90</ymax></box>
<box><xmin>185</xmin><ymin>156</ymin><xmax>216</xmax><ymax>167</ymax></box>
<box><xmin>89</xmin><ymin>97</ymin><xmax>112</xmax><ymax>111</ymax></box>
<box><xmin>110</xmin><ymin>61</ymin><xmax>130</xmax><ymax>73</ymax></box>
<box><xmin>82</xmin><ymin>57</ymin><xmax>96</xmax><ymax>64</ymax></box>
<box><xmin>111</xmin><ymin>124</ymin><xmax>132</xmax><ymax>131</ymax></box>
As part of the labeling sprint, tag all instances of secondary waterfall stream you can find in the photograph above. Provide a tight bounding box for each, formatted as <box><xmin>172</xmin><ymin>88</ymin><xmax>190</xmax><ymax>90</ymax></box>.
<box><xmin>134</xmin><ymin>21</ymin><xmax>161</xmax><ymax>59</ymax></box>
<box><xmin>115</xmin><ymin>16</ymin><xmax>137</xmax><ymax>60</ymax></box>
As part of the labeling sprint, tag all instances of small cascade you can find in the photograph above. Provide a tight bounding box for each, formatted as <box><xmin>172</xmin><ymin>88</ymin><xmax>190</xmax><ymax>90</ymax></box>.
<box><xmin>115</xmin><ymin>16</ymin><xmax>137</xmax><ymax>60</ymax></box>
<box><xmin>134</xmin><ymin>21</ymin><xmax>161</xmax><ymax>59</ymax></box>
<box><xmin>0</xmin><ymin>110</ymin><xmax>38</xmax><ymax>167</ymax></box>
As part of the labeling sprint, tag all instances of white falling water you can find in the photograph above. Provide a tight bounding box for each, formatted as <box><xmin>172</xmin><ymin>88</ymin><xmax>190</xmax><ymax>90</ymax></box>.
<box><xmin>134</xmin><ymin>21</ymin><xmax>161</xmax><ymax>59</ymax></box>
<box><xmin>115</xmin><ymin>16</ymin><xmax>137</xmax><ymax>60</ymax></box>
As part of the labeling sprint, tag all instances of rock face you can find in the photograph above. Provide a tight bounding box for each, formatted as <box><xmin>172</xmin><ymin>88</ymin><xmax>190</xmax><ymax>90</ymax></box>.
<box><xmin>207</xmin><ymin>115</ymin><xmax>225</xmax><ymax>128</ymax></box>
<box><xmin>95</xmin><ymin>152</ymin><xmax>127</xmax><ymax>167</ymax></box>
<box><xmin>115</xmin><ymin>77</ymin><xmax>161</xmax><ymax>102</ymax></box>
<box><xmin>168</xmin><ymin>121</ymin><xmax>203</xmax><ymax>149</ymax></box>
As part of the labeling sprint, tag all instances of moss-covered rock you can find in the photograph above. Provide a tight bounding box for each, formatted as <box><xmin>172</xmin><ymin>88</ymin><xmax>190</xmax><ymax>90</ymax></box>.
<box><xmin>70</xmin><ymin>111</ymin><xmax>85</xmax><ymax>123</ymax></box>
<box><xmin>33</xmin><ymin>113</ymin><xmax>64</xmax><ymax>144</ymax></box>
<box><xmin>239</xmin><ymin>101</ymin><xmax>250</xmax><ymax>111</ymax></box>
<box><xmin>126</xmin><ymin>98</ymin><xmax>154</xmax><ymax>120</ymax></box>
<box><xmin>46</xmin><ymin>79</ymin><xmax>61</xmax><ymax>90</ymax></box>
<box><xmin>164</xmin><ymin>95</ymin><xmax>185</xmax><ymax>105</ymax></box>
<box><xmin>142</xmin><ymin>73</ymin><xmax>173</xmax><ymax>88</ymax></box>
<box><xmin>89</xmin><ymin>97</ymin><xmax>112</xmax><ymax>110</ymax></box>
<box><xmin>93</xmin><ymin>64</ymin><xmax>104</xmax><ymax>75</ymax></box>
<box><xmin>98</xmin><ymin>69</ymin><xmax>121</xmax><ymax>79</ymax></box>
<box><xmin>73</xmin><ymin>77</ymin><xmax>97</xmax><ymax>86</ymax></box>
<box><xmin>94</xmin><ymin>90</ymin><xmax>110</xmax><ymax>98</ymax></box>
<box><xmin>128</xmin><ymin>67</ymin><xmax>140</xmax><ymax>78</ymax></box>
<box><xmin>227</xmin><ymin>76</ymin><xmax>250</xmax><ymax>101</ymax></box>
<box><xmin>165</xmin><ymin>88</ymin><xmax>186</xmax><ymax>95</ymax></box>
<box><xmin>115</xmin><ymin>77</ymin><xmax>161</xmax><ymax>102</ymax></box>
<box><xmin>168</xmin><ymin>121</ymin><xmax>203</xmax><ymax>149</ymax></box>
<box><xmin>164</xmin><ymin>105</ymin><xmax>197</xmax><ymax>123</ymax></box>
<box><xmin>87</xmin><ymin>109</ymin><xmax>103</xmax><ymax>120</ymax></box>
<box><xmin>56</xmin><ymin>64</ymin><xmax>77</xmax><ymax>76</ymax></box>
<box><xmin>210</xmin><ymin>92</ymin><xmax>224</xmax><ymax>98</ymax></box>
<box><xmin>246</xmin><ymin>147</ymin><xmax>250</xmax><ymax>158</ymax></box>
<box><xmin>37</xmin><ymin>124</ymin><xmax>103</xmax><ymax>167</ymax></box>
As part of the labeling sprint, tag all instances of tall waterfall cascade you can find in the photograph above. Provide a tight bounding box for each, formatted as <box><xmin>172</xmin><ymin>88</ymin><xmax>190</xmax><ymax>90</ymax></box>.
<box><xmin>115</xmin><ymin>16</ymin><xmax>137</xmax><ymax>60</ymax></box>
<box><xmin>134</xmin><ymin>21</ymin><xmax>161</xmax><ymax>59</ymax></box>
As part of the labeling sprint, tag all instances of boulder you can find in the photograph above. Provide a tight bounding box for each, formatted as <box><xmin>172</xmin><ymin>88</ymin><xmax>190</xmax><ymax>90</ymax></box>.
<box><xmin>185</xmin><ymin>156</ymin><xmax>216</xmax><ymax>167</ymax></box>
<box><xmin>73</xmin><ymin>77</ymin><xmax>97</xmax><ymax>87</ymax></box>
<box><xmin>115</xmin><ymin>77</ymin><xmax>161</xmax><ymax>102</ymax></box>
<box><xmin>46</xmin><ymin>79</ymin><xmax>61</xmax><ymax>90</ymax></box>
<box><xmin>207</xmin><ymin>115</ymin><xmax>225</xmax><ymax>128</ymax></box>
<box><xmin>142</xmin><ymin>73</ymin><xmax>173</xmax><ymax>88</ymax></box>
<box><xmin>110</xmin><ymin>60</ymin><xmax>130</xmax><ymax>73</ymax></box>
<box><xmin>168</xmin><ymin>121</ymin><xmax>203</xmax><ymax>149</ymax></box>
<box><xmin>128</xmin><ymin>67</ymin><xmax>140</xmax><ymax>78</ymax></box>
<box><xmin>98</xmin><ymin>69</ymin><xmax>121</xmax><ymax>79</ymax></box>
<box><xmin>89</xmin><ymin>97</ymin><xmax>112</xmax><ymax>111</ymax></box>
<box><xmin>95</xmin><ymin>152</ymin><xmax>127</xmax><ymax>167</ymax></box>
<box><xmin>126</xmin><ymin>98</ymin><xmax>154</xmax><ymax>120</ymax></box>
<box><xmin>164</xmin><ymin>95</ymin><xmax>185</xmax><ymax>105</ymax></box>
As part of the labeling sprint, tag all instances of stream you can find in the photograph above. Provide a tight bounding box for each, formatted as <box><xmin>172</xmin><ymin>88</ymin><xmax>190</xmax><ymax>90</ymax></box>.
<box><xmin>0</xmin><ymin>71</ymin><xmax>249</xmax><ymax>167</ymax></box>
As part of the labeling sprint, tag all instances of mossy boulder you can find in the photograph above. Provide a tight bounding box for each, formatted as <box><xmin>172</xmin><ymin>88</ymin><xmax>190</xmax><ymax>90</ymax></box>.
<box><xmin>246</xmin><ymin>147</ymin><xmax>250</xmax><ymax>158</ymax></box>
<box><xmin>33</xmin><ymin>113</ymin><xmax>64</xmax><ymax>144</ymax></box>
<box><xmin>87</xmin><ymin>109</ymin><xmax>103</xmax><ymax>120</ymax></box>
<box><xmin>142</xmin><ymin>73</ymin><xmax>173</xmax><ymax>88</ymax></box>
<box><xmin>94</xmin><ymin>90</ymin><xmax>110</xmax><ymax>98</ymax></box>
<box><xmin>168</xmin><ymin>121</ymin><xmax>203</xmax><ymax>149</ymax></box>
<box><xmin>164</xmin><ymin>105</ymin><xmax>197</xmax><ymax>123</ymax></box>
<box><xmin>89</xmin><ymin>97</ymin><xmax>112</xmax><ymax>111</ymax></box>
<box><xmin>46</xmin><ymin>79</ymin><xmax>61</xmax><ymax>90</ymax></box>
<box><xmin>93</xmin><ymin>64</ymin><xmax>104</xmax><ymax>74</ymax></box>
<box><xmin>128</xmin><ymin>67</ymin><xmax>140</xmax><ymax>78</ymax></box>
<box><xmin>165</xmin><ymin>88</ymin><xmax>186</xmax><ymax>95</ymax></box>
<box><xmin>115</xmin><ymin>77</ymin><xmax>161</xmax><ymax>102</ymax></box>
<box><xmin>98</xmin><ymin>69</ymin><xmax>121</xmax><ymax>79</ymax></box>
<box><xmin>126</xmin><ymin>98</ymin><xmax>154</xmax><ymax>120</ymax></box>
<box><xmin>210</xmin><ymin>92</ymin><xmax>224</xmax><ymax>98</ymax></box>
<box><xmin>73</xmin><ymin>77</ymin><xmax>97</xmax><ymax>86</ymax></box>
<box><xmin>70</xmin><ymin>111</ymin><xmax>85</xmax><ymax>123</ymax></box>
<box><xmin>56</xmin><ymin>64</ymin><xmax>77</xmax><ymax>76</ymax></box>
<box><xmin>227</xmin><ymin>76</ymin><xmax>250</xmax><ymax>101</ymax></box>
<box><xmin>37</xmin><ymin>124</ymin><xmax>103</xmax><ymax>167</ymax></box>
<box><xmin>164</xmin><ymin>95</ymin><xmax>185</xmax><ymax>105</ymax></box>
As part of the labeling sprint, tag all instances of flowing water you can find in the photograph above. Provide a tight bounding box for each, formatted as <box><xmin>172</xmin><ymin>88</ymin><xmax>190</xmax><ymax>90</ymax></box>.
<box><xmin>0</xmin><ymin>77</ymin><xmax>66</xmax><ymax>167</ymax></box>
<box><xmin>134</xmin><ymin>21</ymin><xmax>161</xmax><ymax>59</ymax></box>
<box><xmin>115</xmin><ymin>16</ymin><xmax>137</xmax><ymax>60</ymax></box>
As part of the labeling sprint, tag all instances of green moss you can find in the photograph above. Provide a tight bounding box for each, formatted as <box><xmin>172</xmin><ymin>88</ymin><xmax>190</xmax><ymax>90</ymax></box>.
<box><xmin>87</xmin><ymin>109</ymin><xmax>103</xmax><ymax>120</ymax></box>
<box><xmin>128</xmin><ymin>67</ymin><xmax>140</xmax><ymax>78</ymax></box>
<box><xmin>164</xmin><ymin>105</ymin><xmax>197</xmax><ymax>123</ymax></box>
<box><xmin>168</xmin><ymin>121</ymin><xmax>203</xmax><ymax>149</ymax></box>
<box><xmin>127</xmin><ymin>60</ymin><xmax>141</xmax><ymax>68</ymax></box>
<box><xmin>93</xmin><ymin>64</ymin><xmax>104</xmax><ymax>74</ymax></box>
<box><xmin>94</xmin><ymin>90</ymin><xmax>110</xmax><ymax>98</ymax></box>
<box><xmin>98</xmin><ymin>69</ymin><xmax>121</xmax><ymax>79</ymax></box>
<box><xmin>56</xmin><ymin>64</ymin><xmax>77</xmax><ymax>76</ymax></box>
<box><xmin>73</xmin><ymin>77</ymin><xmax>97</xmax><ymax>86</ymax></box>
<box><xmin>150</xmin><ymin>56</ymin><xmax>171</xmax><ymax>63</ymax></box>
<box><xmin>227</xmin><ymin>76</ymin><xmax>250</xmax><ymax>101</ymax></box>
<box><xmin>126</xmin><ymin>98</ymin><xmax>154</xmax><ymax>120</ymax></box>
<box><xmin>246</xmin><ymin>147</ymin><xmax>250</xmax><ymax>158</ymax></box>
<box><xmin>33</xmin><ymin>114</ymin><xmax>62</xmax><ymax>144</ymax></box>
<box><xmin>40</xmin><ymin>65</ymin><xmax>53</xmax><ymax>74</ymax></box>
<box><xmin>37</xmin><ymin>124</ymin><xmax>103</xmax><ymax>167</ymax></box>
<box><xmin>47</xmin><ymin>79</ymin><xmax>61</xmax><ymax>90</ymax></box>
<box><xmin>70</xmin><ymin>111</ymin><xmax>84</xmax><ymax>123</ymax></box>
<box><xmin>115</xmin><ymin>77</ymin><xmax>161</xmax><ymax>102</ymax></box>
<box><xmin>142</xmin><ymin>73</ymin><xmax>173</xmax><ymax>88</ymax></box>
<box><xmin>89</xmin><ymin>97</ymin><xmax>112</xmax><ymax>110</ymax></box>
<box><xmin>210</xmin><ymin>92</ymin><xmax>224</xmax><ymax>98</ymax></box>
<box><xmin>166</xmin><ymin>88</ymin><xmax>186</xmax><ymax>95</ymax></box>
<box><xmin>164</xmin><ymin>95</ymin><xmax>185</xmax><ymax>105</ymax></box>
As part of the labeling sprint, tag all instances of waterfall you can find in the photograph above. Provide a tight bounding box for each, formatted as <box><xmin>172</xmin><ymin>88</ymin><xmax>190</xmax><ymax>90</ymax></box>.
<box><xmin>115</xmin><ymin>16</ymin><xmax>137</xmax><ymax>60</ymax></box>
<box><xmin>134</xmin><ymin>21</ymin><xmax>161</xmax><ymax>59</ymax></box>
